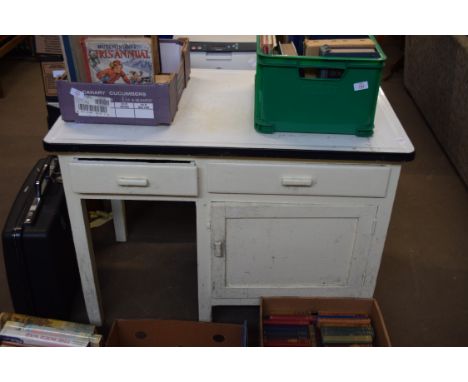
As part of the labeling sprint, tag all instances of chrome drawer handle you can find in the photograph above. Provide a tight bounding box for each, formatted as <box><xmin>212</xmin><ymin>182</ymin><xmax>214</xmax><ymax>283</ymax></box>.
<box><xmin>281</xmin><ymin>176</ymin><xmax>315</xmax><ymax>187</ymax></box>
<box><xmin>117</xmin><ymin>177</ymin><xmax>149</xmax><ymax>187</ymax></box>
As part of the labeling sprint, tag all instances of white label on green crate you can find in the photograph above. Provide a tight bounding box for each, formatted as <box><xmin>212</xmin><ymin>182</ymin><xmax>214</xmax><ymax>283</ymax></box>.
<box><xmin>354</xmin><ymin>81</ymin><xmax>369</xmax><ymax>92</ymax></box>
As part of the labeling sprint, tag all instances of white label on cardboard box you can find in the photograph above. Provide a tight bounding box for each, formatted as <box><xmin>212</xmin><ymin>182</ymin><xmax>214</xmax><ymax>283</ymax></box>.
<box><xmin>354</xmin><ymin>81</ymin><xmax>369</xmax><ymax>92</ymax></box>
<box><xmin>75</xmin><ymin>95</ymin><xmax>115</xmax><ymax>117</ymax></box>
<box><xmin>70</xmin><ymin>87</ymin><xmax>85</xmax><ymax>99</ymax></box>
<box><xmin>134</xmin><ymin>103</ymin><xmax>155</xmax><ymax>119</ymax></box>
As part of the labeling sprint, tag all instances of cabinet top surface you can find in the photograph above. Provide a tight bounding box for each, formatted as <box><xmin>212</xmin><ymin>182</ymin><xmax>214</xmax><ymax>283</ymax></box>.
<box><xmin>44</xmin><ymin>69</ymin><xmax>414</xmax><ymax>161</ymax></box>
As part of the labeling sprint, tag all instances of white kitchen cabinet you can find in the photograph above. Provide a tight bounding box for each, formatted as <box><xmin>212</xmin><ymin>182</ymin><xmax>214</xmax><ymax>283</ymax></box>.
<box><xmin>44</xmin><ymin>69</ymin><xmax>414</xmax><ymax>325</ymax></box>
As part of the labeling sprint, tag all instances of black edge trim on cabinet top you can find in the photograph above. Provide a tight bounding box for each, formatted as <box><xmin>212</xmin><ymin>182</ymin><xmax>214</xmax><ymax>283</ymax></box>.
<box><xmin>43</xmin><ymin>141</ymin><xmax>415</xmax><ymax>162</ymax></box>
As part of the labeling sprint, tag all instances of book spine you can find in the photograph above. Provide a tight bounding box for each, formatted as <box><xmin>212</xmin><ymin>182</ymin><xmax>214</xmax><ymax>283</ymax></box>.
<box><xmin>264</xmin><ymin>319</ymin><xmax>311</xmax><ymax>326</ymax></box>
<box><xmin>321</xmin><ymin>335</ymin><xmax>374</xmax><ymax>344</ymax></box>
<box><xmin>264</xmin><ymin>325</ymin><xmax>309</xmax><ymax>333</ymax></box>
<box><xmin>80</xmin><ymin>37</ymin><xmax>93</xmax><ymax>82</ymax></box>
<box><xmin>0</xmin><ymin>334</ymin><xmax>24</xmax><ymax>345</ymax></box>
<box><xmin>268</xmin><ymin>315</ymin><xmax>315</xmax><ymax>322</ymax></box>
<box><xmin>317</xmin><ymin>311</ymin><xmax>369</xmax><ymax>318</ymax></box>
<box><xmin>264</xmin><ymin>339</ymin><xmax>313</xmax><ymax>347</ymax></box>
<box><xmin>320</xmin><ymin>326</ymin><xmax>374</xmax><ymax>336</ymax></box>
<box><xmin>317</xmin><ymin>318</ymin><xmax>372</xmax><ymax>327</ymax></box>
<box><xmin>61</xmin><ymin>36</ymin><xmax>77</xmax><ymax>82</ymax></box>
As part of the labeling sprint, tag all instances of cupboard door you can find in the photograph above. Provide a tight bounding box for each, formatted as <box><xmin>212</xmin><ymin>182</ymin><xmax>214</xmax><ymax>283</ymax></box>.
<box><xmin>211</xmin><ymin>203</ymin><xmax>377</xmax><ymax>299</ymax></box>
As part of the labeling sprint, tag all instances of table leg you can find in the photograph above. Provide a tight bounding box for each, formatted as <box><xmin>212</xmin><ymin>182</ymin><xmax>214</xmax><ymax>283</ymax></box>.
<box><xmin>196</xmin><ymin>201</ymin><xmax>212</xmax><ymax>321</ymax></box>
<box><xmin>65</xmin><ymin>193</ymin><xmax>103</xmax><ymax>326</ymax></box>
<box><xmin>111</xmin><ymin>200</ymin><xmax>127</xmax><ymax>242</ymax></box>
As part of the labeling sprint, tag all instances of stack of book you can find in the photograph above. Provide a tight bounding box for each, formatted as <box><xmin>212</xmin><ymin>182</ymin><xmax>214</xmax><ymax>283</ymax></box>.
<box><xmin>259</xmin><ymin>36</ymin><xmax>379</xmax><ymax>60</ymax></box>
<box><xmin>316</xmin><ymin>312</ymin><xmax>374</xmax><ymax>347</ymax></box>
<box><xmin>0</xmin><ymin>313</ymin><xmax>102</xmax><ymax>347</ymax></box>
<box><xmin>263</xmin><ymin>311</ymin><xmax>376</xmax><ymax>347</ymax></box>
<box><xmin>262</xmin><ymin>314</ymin><xmax>317</xmax><ymax>347</ymax></box>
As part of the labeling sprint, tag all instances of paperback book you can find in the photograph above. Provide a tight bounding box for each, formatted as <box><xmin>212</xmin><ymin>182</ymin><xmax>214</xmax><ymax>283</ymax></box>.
<box><xmin>0</xmin><ymin>313</ymin><xmax>102</xmax><ymax>347</ymax></box>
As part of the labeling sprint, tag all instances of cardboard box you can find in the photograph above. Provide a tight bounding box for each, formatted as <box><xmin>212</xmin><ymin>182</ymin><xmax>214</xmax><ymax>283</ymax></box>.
<box><xmin>105</xmin><ymin>319</ymin><xmax>247</xmax><ymax>347</ymax></box>
<box><xmin>57</xmin><ymin>39</ymin><xmax>190</xmax><ymax>126</ymax></box>
<box><xmin>304</xmin><ymin>38</ymin><xmax>375</xmax><ymax>57</ymax></box>
<box><xmin>34</xmin><ymin>36</ymin><xmax>62</xmax><ymax>56</ymax></box>
<box><xmin>260</xmin><ymin>297</ymin><xmax>391</xmax><ymax>346</ymax></box>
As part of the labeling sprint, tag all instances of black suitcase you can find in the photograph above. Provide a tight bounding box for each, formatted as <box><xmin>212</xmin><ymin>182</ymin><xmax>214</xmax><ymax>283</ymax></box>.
<box><xmin>2</xmin><ymin>156</ymin><xmax>80</xmax><ymax>320</ymax></box>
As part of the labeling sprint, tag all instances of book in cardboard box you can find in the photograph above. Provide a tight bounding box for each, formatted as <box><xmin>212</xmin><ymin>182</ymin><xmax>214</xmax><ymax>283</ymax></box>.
<box><xmin>57</xmin><ymin>38</ymin><xmax>190</xmax><ymax>126</ymax></box>
<box><xmin>81</xmin><ymin>37</ymin><xmax>155</xmax><ymax>84</ymax></box>
<box><xmin>260</xmin><ymin>297</ymin><xmax>391</xmax><ymax>347</ymax></box>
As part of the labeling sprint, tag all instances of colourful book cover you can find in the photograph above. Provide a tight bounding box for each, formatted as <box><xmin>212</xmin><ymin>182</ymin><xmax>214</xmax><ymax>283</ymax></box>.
<box><xmin>81</xmin><ymin>37</ymin><xmax>154</xmax><ymax>84</ymax></box>
<box><xmin>0</xmin><ymin>312</ymin><xmax>95</xmax><ymax>336</ymax></box>
<box><xmin>0</xmin><ymin>321</ymin><xmax>90</xmax><ymax>347</ymax></box>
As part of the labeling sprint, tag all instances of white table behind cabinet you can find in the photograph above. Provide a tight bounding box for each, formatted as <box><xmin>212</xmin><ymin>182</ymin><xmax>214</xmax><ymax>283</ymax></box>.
<box><xmin>44</xmin><ymin>69</ymin><xmax>414</xmax><ymax>326</ymax></box>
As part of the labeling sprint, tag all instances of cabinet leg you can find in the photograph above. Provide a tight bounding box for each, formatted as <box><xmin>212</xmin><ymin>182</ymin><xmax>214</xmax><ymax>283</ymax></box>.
<box><xmin>111</xmin><ymin>199</ymin><xmax>127</xmax><ymax>242</ymax></box>
<box><xmin>196</xmin><ymin>201</ymin><xmax>212</xmax><ymax>322</ymax></box>
<box><xmin>198</xmin><ymin>303</ymin><xmax>212</xmax><ymax>322</ymax></box>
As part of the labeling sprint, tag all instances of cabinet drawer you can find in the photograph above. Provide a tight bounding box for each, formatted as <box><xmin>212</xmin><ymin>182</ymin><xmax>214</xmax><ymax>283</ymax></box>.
<box><xmin>206</xmin><ymin>162</ymin><xmax>391</xmax><ymax>198</ymax></box>
<box><xmin>69</xmin><ymin>160</ymin><xmax>198</xmax><ymax>196</ymax></box>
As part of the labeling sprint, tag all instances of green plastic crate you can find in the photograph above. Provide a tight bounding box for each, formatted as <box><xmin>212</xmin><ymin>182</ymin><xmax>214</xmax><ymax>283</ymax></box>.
<box><xmin>254</xmin><ymin>36</ymin><xmax>387</xmax><ymax>137</ymax></box>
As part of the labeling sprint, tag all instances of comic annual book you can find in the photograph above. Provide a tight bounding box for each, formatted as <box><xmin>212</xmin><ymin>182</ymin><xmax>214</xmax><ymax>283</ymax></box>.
<box><xmin>81</xmin><ymin>37</ymin><xmax>154</xmax><ymax>84</ymax></box>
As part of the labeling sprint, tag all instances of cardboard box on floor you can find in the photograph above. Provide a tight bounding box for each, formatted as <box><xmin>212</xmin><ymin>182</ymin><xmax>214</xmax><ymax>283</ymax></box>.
<box><xmin>261</xmin><ymin>297</ymin><xmax>391</xmax><ymax>346</ymax></box>
<box><xmin>105</xmin><ymin>319</ymin><xmax>247</xmax><ymax>347</ymax></box>
<box><xmin>57</xmin><ymin>38</ymin><xmax>190</xmax><ymax>126</ymax></box>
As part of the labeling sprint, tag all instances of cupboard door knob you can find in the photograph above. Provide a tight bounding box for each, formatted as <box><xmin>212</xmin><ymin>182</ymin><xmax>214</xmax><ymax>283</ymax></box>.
<box><xmin>214</xmin><ymin>241</ymin><xmax>224</xmax><ymax>257</ymax></box>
